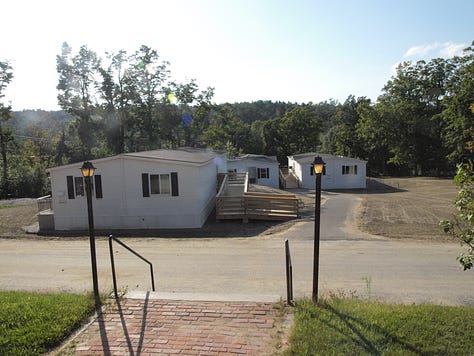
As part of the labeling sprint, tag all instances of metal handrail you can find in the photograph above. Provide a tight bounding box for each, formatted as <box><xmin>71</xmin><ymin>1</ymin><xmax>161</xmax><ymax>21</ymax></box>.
<box><xmin>108</xmin><ymin>235</ymin><xmax>156</xmax><ymax>299</ymax></box>
<box><xmin>285</xmin><ymin>239</ymin><xmax>294</xmax><ymax>306</ymax></box>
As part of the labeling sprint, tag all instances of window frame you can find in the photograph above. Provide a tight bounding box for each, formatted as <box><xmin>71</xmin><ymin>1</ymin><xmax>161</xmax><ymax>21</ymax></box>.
<box><xmin>142</xmin><ymin>172</ymin><xmax>179</xmax><ymax>197</ymax></box>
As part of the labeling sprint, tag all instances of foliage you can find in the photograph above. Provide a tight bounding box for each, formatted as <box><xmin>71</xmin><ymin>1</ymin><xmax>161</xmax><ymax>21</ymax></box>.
<box><xmin>440</xmin><ymin>161</ymin><xmax>474</xmax><ymax>270</ymax></box>
<box><xmin>0</xmin><ymin>60</ymin><xmax>14</xmax><ymax>198</ymax></box>
<box><xmin>0</xmin><ymin>291</ymin><xmax>95</xmax><ymax>355</ymax></box>
<box><xmin>2</xmin><ymin>41</ymin><xmax>474</xmax><ymax>197</ymax></box>
<box><xmin>285</xmin><ymin>298</ymin><xmax>474</xmax><ymax>355</ymax></box>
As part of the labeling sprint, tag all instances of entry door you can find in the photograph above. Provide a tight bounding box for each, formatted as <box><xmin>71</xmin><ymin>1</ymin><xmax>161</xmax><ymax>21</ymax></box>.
<box><xmin>248</xmin><ymin>166</ymin><xmax>257</xmax><ymax>183</ymax></box>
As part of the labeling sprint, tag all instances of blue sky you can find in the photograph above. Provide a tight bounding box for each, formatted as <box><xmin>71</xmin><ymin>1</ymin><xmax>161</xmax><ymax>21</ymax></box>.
<box><xmin>2</xmin><ymin>0</ymin><xmax>473</xmax><ymax>110</ymax></box>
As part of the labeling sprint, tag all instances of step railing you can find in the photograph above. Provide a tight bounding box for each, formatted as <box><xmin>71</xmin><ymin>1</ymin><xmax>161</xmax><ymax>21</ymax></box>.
<box><xmin>108</xmin><ymin>235</ymin><xmax>156</xmax><ymax>299</ymax></box>
<box><xmin>285</xmin><ymin>239</ymin><xmax>294</xmax><ymax>306</ymax></box>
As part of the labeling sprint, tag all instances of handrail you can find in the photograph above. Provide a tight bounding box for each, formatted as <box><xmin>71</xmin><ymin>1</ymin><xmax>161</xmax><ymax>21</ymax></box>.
<box><xmin>216</xmin><ymin>174</ymin><xmax>228</xmax><ymax>197</ymax></box>
<box><xmin>37</xmin><ymin>195</ymin><xmax>52</xmax><ymax>212</ymax></box>
<box><xmin>108</xmin><ymin>235</ymin><xmax>156</xmax><ymax>299</ymax></box>
<box><xmin>285</xmin><ymin>239</ymin><xmax>294</xmax><ymax>306</ymax></box>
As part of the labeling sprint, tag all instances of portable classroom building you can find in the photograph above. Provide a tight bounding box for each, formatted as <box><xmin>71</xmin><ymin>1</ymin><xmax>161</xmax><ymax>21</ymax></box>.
<box><xmin>287</xmin><ymin>153</ymin><xmax>366</xmax><ymax>190</ymax></box>
<box><xmin>46</xmin><ymin>148</ymin><xmax>226</xmax><ymax>230</ymax></box>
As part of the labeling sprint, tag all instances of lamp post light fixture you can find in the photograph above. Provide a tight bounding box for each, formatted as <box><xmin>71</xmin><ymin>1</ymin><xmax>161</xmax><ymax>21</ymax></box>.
<box><xmin>80</xmin><ymin>161</ymin><xmax>100</xmax><ymax>309</ymax></box>
<box><xmin>312</xmin><ymin>155</ymin><xmax>325</xmax><ymax>303</ymax></box>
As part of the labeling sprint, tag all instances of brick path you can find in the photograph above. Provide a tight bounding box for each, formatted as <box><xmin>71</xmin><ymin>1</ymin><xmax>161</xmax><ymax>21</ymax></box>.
<box><xmin>72</xmin><ymin>297</ymin><xmax>287</xmax><ymax>355</ymax></box>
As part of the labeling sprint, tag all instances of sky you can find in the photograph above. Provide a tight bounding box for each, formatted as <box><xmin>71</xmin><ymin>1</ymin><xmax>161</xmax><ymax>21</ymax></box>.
<box><xmin>2</xmin><ymin>0</ymin><xmax>473</xmax><ymax>111</ymax></box>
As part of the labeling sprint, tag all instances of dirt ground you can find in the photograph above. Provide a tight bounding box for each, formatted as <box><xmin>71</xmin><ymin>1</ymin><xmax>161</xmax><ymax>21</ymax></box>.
<box><xmin>354</xmin><ymin>177</ymin><xmax>458</xmax><ymax>241</ymax></box>
<box><xmin>0</xmin><ymin>199</ymin><xmax>38</xmax><ymax>238</ymax></box>
<box><xmin>0</xmin><ymin>177</ymin><xmax>459</xmax><ymax>241</ymax></box>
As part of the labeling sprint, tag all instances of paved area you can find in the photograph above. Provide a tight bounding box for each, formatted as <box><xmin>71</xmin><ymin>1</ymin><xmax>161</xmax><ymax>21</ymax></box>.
<box><xmin>70</xmin><ymin>294</ymin><xmax>286</xmax><ymax>355</ymax></box>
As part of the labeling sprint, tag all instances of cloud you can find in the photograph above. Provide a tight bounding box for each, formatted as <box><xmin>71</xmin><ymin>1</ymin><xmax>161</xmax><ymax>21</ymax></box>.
<box><xmin>404</xmin><ymin>42</ymin><xmax>467</xmax><ymax>59</ymax></box>
<box><xmin>439</xmin><ymin>42</ymin><xmax>466</xmax><ymax>57</ymax></box>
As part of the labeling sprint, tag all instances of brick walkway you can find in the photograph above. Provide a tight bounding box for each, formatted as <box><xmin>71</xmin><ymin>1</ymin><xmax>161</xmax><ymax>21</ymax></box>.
<box><xmin>71</xmin><ymin>297</ymin><xmax>287</xmax><ymax>355</ymax></box>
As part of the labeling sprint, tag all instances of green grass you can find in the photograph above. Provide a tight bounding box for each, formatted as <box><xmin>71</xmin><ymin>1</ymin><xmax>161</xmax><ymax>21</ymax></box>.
<box><xmin>0</xmin><ymin>205</ymin><xmax>15</xmax><ymax>209</ymax></box>
<box><xmin>0</xmin><ymin>291</ymin><xmax>95</xmax><ymax>356</ymax></box>
<box><xmin>285</xmin><ymin>298</ymin><xmax>474</xmax><ymax>355</ymax></box>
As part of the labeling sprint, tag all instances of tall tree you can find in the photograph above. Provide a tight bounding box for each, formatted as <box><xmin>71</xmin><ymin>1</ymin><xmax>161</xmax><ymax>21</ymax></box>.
<box><xmin>442</xmin><ymin>43</ymin><xmax>474</xmax><ymax>165</ymax></box>
<box><xmin>263</xmin><ymin>106</ymin><xmax>323</xmax><ymax>161</ymax></box>
<box><xmin>56</xmin><ymin>42</ymin><xmax>101</xmax><ymax>160</ymax></box>
<box><xmin>0</xmin><ymin>60</ymin><xmax>14</xmax><ymax>198</ymax></box>
<box><xmin>98</xmin><ymin>49</ymin><xmax>132</xmax><ymax>154</ymax></box>
<box><xmin>125</xmin><ymin>45</ymin><xmax>170</xmax><ymax>150</ymax></box>
<box><xmin>321</xmin><ymin>96</ymin><xmax>370</xmax><ymax>158</ymax></box>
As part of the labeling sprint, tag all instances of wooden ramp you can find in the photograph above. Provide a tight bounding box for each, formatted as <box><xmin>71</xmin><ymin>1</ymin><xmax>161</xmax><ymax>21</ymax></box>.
<box><xmin>216</xmin><ymin>174</ymin><xmax>299</xmax><ymax>222</ymax></box>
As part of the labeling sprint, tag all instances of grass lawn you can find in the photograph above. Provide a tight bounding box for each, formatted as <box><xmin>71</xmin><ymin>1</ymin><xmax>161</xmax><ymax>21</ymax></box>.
<box><xmin>285</xmin><ymin>298</ymin><xmax>474</xmax><ymax>355</ymax></box>
<box><xmin>0</xmin><ymin>291</ymin><xmax>95</xmax><ymax>355</ymax></box>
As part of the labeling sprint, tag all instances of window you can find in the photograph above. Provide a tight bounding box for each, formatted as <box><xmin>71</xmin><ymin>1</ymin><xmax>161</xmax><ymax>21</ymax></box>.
<box><xmin>149</xmin><ymin>174</ymin><xmax>170</xmax><ymax>195</ymax></box>
<box><xmin>257</xmin><ymin>168</ymin><xmax>269</xmax><ymax>179</ymax></box>
<box><xmin>342</xmin><ymin>165</ymin><xmax>358</xmax><ymax>175</ymax></box>
<box><xmin>66</xmin><ymin>175</ymin><xmax>102</xmax><ymax>199</ymax></box>
<box><xmin>150</xmin><ymin>174</ymin><xmax>160</xmax><ymax>194</ymax></box>
<box><xmin>75</xmin><ymin>177</ymin><xmax>85</xmax><ymax>196</ymax></box>
<box><xmin>142</xmin><ymin>172</ymin><xmax>179</xmax><ymax>197</ymax></box>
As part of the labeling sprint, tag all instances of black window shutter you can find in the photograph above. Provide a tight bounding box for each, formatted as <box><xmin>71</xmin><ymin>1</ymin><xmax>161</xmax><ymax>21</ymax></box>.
<box><xmin>310</xmin><ymin>166</ymin><xmax>314</xmax><ymax>176</ymax></box>
<box><xmin>171</xmin><ymin>172</ymin><xmax>179</xmax><ymax>196</ymax></box>
<box><xmin>142</xmin><ymin>173</ymin><xmax>150</xmax><ymax>197</ymax></box>
<box><xmin>67</xmin><ymin>176</ymin><xmax>75</xmax><ymax>199</ymax></box>
<box><xmin>94</xmin><ymin>175</ymin><xmax>103</xmax><ymax>199</ymax></box>
<box><xmin>257</xmin><ymin>169</ymin><xmax>261</xmax><ymax>179</ymax></box>
<box><xmin>266</xmin><ymin>168</ymin><xmax>270</xmax><ymax>178</ymax></box>
<box><xmin>354</xmin><ymin>165</ymin><xmax>358</xmax><ymax>175</ymax></box>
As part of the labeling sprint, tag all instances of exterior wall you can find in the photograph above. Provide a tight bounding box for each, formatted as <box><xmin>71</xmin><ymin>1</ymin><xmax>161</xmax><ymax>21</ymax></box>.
<box><xmin>227</xmin><ymin>159</ymin><xmax>279</xmax><ymax>188</ymax></box>
<box><xmin>289</xmin><ymin>155</ymin><xmax>366</xmax><ymax>190</ymax></box>
<box><xmin>50</xmin><ymin>156</ymin><xmax>216</xmax><ymax>230</ymax></box>
<box><xmin>198</xmin><ymin>163</ymin><xmax>218</xmax><ymax>226</ymax></box>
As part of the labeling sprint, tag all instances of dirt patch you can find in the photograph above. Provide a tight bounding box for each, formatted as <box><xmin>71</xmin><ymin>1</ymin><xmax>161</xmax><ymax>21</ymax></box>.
<box><xmin>354</xmin><ymin>177</ymin><xmax>458</xmax><ymax>241</ymax></box>
<box><xmin>0</xmin><ymin>200</ymin><xmax>38</xmax><ymax>238</ymax></box>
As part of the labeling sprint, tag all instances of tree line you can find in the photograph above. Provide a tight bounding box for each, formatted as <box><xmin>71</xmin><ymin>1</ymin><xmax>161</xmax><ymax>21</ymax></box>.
<box><xmin>0</xmin><ymin>41</ymin><xmax>473</xmax><ymax>198</ymax></box>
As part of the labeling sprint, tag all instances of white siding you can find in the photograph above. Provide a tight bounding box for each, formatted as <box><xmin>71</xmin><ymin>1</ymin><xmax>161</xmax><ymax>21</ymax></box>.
<box><xmin>289</xmin><ymin>154</ymin><xmax>366</xmax><ymax>190</ymax></box>
<box><xmin>227</xmin><ymin>158</ymin><xmax>279</xmax><ymax>188</ymax></box>
<box><xmin>50</xmin><ymin>156</ymin><xmax>216</xmax><ymax>230</ymax></box>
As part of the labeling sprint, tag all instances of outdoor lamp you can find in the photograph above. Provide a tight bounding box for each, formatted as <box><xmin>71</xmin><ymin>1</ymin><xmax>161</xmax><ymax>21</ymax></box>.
<box><xmin>313</xmin><ymin>156</ymin><xmax>325</xmax><ymax>175</ymax></box>
<box><xmin>81</xmin><ymin>161</ymin><xmax>96</xmax><ymax>177</ymax></box>
<box><xmin>312</xmin><ymin>155</ymin><xmax>325</xmax><ymax>303</ymax></box>
<box><xmin>80</xmin><ymin>160</ymin><xmax>100</xmax><ymax>310</ymax></box>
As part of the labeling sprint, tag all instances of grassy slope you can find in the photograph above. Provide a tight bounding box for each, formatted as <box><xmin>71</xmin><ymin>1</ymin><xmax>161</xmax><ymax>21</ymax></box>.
<box><xmin>0</xmin><ymin>291</ymin><xmax>94</xmax><ymax>355</ymax></box>
<box><xmin>286</xmin><ymin>298</ymin><xmax>474</xmax><ymax>355</ymax></box>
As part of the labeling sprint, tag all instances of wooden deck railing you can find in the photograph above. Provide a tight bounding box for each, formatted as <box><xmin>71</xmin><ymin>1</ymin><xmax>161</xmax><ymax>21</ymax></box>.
<box><xmin>37</xmin><ymin>195</ymin><xmax>52</xmax><ymax>212</ymax></box>
<box><xmin>216</xmin><ymin>173</ymin><xmax>299</xmax><ymax>221</ymax></box>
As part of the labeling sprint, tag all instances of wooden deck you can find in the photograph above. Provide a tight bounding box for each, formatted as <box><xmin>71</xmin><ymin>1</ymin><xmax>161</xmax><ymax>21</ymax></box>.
<box><xmin>216</xmin><ymin>173</ymin><xmax>299</xmax><ymax>222</ymax></box>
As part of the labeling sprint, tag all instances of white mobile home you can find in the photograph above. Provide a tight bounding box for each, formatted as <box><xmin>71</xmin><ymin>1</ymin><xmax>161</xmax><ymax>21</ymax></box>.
<box><xmin>288</xmin><ymin>153</ymin><xmax>366</xmax><ymax>190</ymax></box>
<box><xmin>46</xmin><ymin>148</ymin><xmax>226</xmax><ymax>231</ymax></box>
<box><xmin>226</xmin><ymin>154</ymin><xmax>280</xmax><ymax>188</ymax></box>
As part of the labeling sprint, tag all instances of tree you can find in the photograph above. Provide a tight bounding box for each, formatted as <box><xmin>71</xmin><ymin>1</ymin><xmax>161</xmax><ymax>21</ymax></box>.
<box><xmin>0</xmin><ymin>60</ymin><xmax>14</xmax><ymax>198</ymax></box>
<box><xmin>263</xmin><ymin>106</ymin><xmax>323</xmax><ymax>161</ymax></box>
<box><xmin>440</xmin><ymin>161</ymin><xmax>474</xmax><ymax>270</ymax></box>
<box><xmin>125</xmin><ymin>45</ymin><xmax>170</xmax><ymax>150</ymax></box>
<box><xmin>321</xmin><ymin>96</ymin><xmax>370</xmax><ymax>159</ymax></box>
<box><xmin>56</xmin><ymin>42</ymin><xmax>101</xmax><ymax>160</ymax></box>
<box><xmin>441</xmin><ymin>43</ymin><xmax>474</xmax><ymax>165</ymax></box>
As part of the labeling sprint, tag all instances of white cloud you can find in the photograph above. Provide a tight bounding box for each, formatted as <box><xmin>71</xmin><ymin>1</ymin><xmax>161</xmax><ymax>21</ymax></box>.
<box><xmin>404</xmin><ymin>42</ymin><xmax>467</xmax><ymax>59</ymax></box>
<box><xmin>404</xmin><ymin>43</ymin><xmax>439</xmax><ymax>57</ymax></box>
<box><xmin>439</xmin><ymin>42</ymin><xmax>466</xmax><ymax>57</ymax></box>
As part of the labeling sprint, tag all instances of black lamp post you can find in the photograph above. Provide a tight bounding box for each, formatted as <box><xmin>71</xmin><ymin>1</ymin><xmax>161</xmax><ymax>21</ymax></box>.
<box><xmin>81</xmin><ymin>161</ymin><xmax>100</xmax><ymax>309</ymax></box>
<box><xmin>312</xmin><ymin>155</ymin><xmax>325</xmax><ymax>303</ymax></box>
